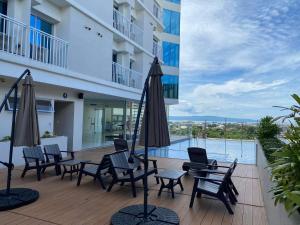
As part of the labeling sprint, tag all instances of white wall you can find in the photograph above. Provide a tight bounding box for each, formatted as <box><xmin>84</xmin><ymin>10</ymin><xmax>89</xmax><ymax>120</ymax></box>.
<box><xmin>66</xmin><ymin>7</ymin><xmax>113</xmax><ymax>81</ymax></box>
<box><xmin>0</xmin><ymin>79</ymin><xmax>83</xmax><ymax>150</ymax></box>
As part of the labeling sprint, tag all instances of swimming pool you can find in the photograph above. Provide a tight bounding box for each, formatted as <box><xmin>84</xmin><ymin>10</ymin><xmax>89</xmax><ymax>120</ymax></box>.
<box><xmin>146</xmin><ymin>138</ymin><xmax>256</xmax><ymax>164</ymax></box>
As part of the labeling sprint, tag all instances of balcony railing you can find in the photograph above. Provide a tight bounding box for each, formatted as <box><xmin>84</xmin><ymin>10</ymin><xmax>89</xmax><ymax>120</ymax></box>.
<box><xmin>0</xmin><ymin>13</ymin><xmax>27</xmax><ymax>57</ymax></box>
<box><xmin>113</xmin><ymin>9</ymin><xmax>143</xmax><ymax>46</ymax></box>
<box><xmin>0</xmin><ymin>13</ymin><xmax>68</xmax><ymax>68</ymax></box>
<box><xmin>152</xmin><ymin>41</ymin><xmax>162</xmax><ymax>60</ymax></box>
<box><xmin>30</xmin><ymin>27</ymin><xmax>68</xmax><ymax>68</ymax></box>
<box><xmin>112</xmin><ymin>62</ymin><xmax>143</xmax><ymax>89</ymax></box>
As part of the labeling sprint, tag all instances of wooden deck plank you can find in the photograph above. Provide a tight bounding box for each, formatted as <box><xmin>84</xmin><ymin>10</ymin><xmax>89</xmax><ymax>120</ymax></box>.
<box><xmin>0</xmin><ymin>147</ymin><xmax>267</xmax><ymax>225</ymax></box>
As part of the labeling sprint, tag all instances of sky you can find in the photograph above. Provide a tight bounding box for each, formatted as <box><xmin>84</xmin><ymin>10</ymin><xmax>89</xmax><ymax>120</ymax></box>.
<box><xmin>170</xmin><ymin>0</ymin><xmax>300</xmax><ymax>120</ymax></box>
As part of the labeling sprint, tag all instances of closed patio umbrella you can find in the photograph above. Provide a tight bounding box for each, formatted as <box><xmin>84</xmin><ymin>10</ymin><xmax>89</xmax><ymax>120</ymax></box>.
<box><xmin>0</xmin><ymin>69</ymin><xmax>39</xmax><ymax>211</ymax></box>
<box><xmin>15</xmin><ymin>74</ymin><xmax>40</xmax><ymax>147</ymax></box>
<box><xmin>111</xmin><ymin>57</ymin><xmax>179</xmax><ymax>224</ymax></box>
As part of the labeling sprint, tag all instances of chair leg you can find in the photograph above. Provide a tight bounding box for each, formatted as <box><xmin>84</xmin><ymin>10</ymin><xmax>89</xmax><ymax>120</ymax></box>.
<box><xmin>21</xmin><ymin>166</ymin><xmax>28</xmax><ymax>178</ymax></box>
<box><xmin>131</xmin><ymin>180</ymin><xmax>137</xmax><ymax>197</ymax></box>
<box><xmin>189</xmin><ymin>179</ymin><xmax>199</xmax><ymax>208</ymax></box>
<box><xmin>230</xmin><ymin>178</ymin><xmax>239</xmax><ymax>195</ymax></box>
<box><xmin>77</xmin><ymin>171</ymin><xmax>83</xmax><ymax>186</ymax></box>
<box><xmin>98</xmin><ymin>175</ymin><xmax>106</xmax><ymax>190</ymax></box>
<box><xmin>220</xmin><ymin>194</ymin><xmax>234</xmax><ymax>214</ymax></box>
<box><xmin>107</xmin><ymin>179</ymin><xmax>115</xmax><ymax>192</ymax></box>
<box><xmin>37</xmin><ymin>167</ymin><xmax>42</xmax><ymax>181</ymax></box>
<box><xmin>196</xmin><ymin>192</ymin><xmax>202</xmax><ymax>198</ymax></box>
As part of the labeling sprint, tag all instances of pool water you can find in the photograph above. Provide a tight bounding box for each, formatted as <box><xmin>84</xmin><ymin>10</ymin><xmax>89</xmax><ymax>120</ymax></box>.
<box><xmin>147</xmin><ymin>138</ymin><xmax>256</xmax><ymax>164</ymax></box>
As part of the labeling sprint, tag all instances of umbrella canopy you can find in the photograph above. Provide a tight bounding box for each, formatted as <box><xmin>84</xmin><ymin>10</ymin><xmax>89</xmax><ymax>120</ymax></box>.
<box><xmin>14</xmin><ymin>75</ymin><xmax>40</xmax><ymax>147</ymax></box>
<box><xmin>139</xmin><ymin>57</ymin><xmax>170</xmax><ymax>147</ymax></box>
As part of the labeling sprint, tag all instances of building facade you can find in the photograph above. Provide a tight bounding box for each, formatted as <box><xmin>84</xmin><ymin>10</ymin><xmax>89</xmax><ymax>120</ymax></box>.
<box><xmin>0</xmin><ymin>0</ymin><xmax>181</xmax><ymax>150</ymax></box>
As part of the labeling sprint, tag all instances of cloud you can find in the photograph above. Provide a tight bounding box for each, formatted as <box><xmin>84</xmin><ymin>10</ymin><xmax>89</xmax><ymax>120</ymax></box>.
<box><xmin>191</xmin><ymin>79</ymin><xmax>288</xmax><ymax>97</ymax></box>
<box><xmin>172</xmin><ymin>0</ymin><xmax>300</xmax><ymax>119</ymax></box>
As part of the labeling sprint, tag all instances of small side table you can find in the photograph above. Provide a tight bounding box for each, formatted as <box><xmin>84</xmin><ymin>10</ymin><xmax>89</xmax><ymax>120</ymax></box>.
<box><xmin>58</xmin><ymin>160</ymin><xmax>90</xmax><ymax>180</ymax></box>
<box><xmin>155</xmin><ymin>170</ymin><xmax>186</xmax><ymax>198</ymax></box>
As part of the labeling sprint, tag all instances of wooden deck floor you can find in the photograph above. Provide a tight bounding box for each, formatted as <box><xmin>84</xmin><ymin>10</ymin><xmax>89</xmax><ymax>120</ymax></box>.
<box><xmin>0</xmin><ymin>147</ymin><xmax>268</xmax><ymax>225</ymax></box>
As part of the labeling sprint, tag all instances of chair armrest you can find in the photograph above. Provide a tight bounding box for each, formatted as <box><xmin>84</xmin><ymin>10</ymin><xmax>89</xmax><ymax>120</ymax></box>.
<box><xmin>24</xmin><ymin>156</ymin><xmax>40</xmax><ymax>160</ymax></box>
<box><xmin>200</xmin><ymin>169</ymin><xmax>227</xmax><ymax>174</ymax></box>
<box><xmin>112</xmin><ymin>166</ymin><xmax>134</xmax><ymax>171</ymax></box>
<box><xmin>81</xmin><ymin>162</ymin><xmax>100</xmax><ymax>166</ymax></box>
<box><xmin>60</xmin><ymin>151</ymin><xmax>75</xmax><ymax>159</ymax></box>
<box><xmin>194</xmin><ymin>176</ymin><xmax>223</xmax><ymax>183</ymax></box>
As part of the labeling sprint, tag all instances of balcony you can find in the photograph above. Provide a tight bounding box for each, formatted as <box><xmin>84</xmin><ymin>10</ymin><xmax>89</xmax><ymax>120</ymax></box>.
<box><xmin>152</xmin><ymin>41</ymin><xmax>162</xmax><ymax>60</ymax></box>
<box><xmin>113</xmin><ymin>9</ymin><xmax>143</xmax><ymax>46</ymax></box>
<box><xmin>112</xmin><ymin>62</ymin><xmax>143</xmax><ymax>89</ymax></box>
<box><xmin>153</xmin><ymin>2</ymin><xmax>162</xmax><ymax>22</ymax></box>
<box><xmin>0</xmin><ymin>13</ymin><xmax>68</xmax><ymax>68</ymax></box>
<box><xmin>29</xmin><ymin>27</ymin><xmax>68</xmax><ymax>68</ymax></box>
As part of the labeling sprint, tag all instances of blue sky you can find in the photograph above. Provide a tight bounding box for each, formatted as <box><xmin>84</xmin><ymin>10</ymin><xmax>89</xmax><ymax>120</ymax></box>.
<box><xmin>170</xmin><ymin>0</ymin><xmax>300</xmax><ymax>119</ymax></box>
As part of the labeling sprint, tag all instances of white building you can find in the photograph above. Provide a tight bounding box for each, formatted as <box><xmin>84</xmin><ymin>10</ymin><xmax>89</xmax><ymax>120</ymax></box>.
<box><xmin>0</xmin><ymin>0</ymin><xmax>181</xmax><ymax>150</ymax></box>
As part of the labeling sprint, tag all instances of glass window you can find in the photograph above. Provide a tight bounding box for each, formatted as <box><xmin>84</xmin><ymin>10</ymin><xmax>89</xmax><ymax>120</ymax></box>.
<box><xmin>163</xmin><ymin>42</ymin><xmax>180</xmax><ymax>67</ymax></box>
<box><xmin>30</xmin><ymin>14</ymin><xmax>52</xmax><ymax>34</ymax></box>
<box><xmin>0</xmin><ymin>0</ymin><xmax>7</xmax><ymax>15</ymax></box>
<box><xmin>163</xmin><ymin>9</ymin><xmax>180</xmax><ymax>35</ymax></box>
<box><xmin>162</xmin><ymin>75</ymin><xmax>179</xmax><ymax>99</ymax></box>
<box><xmin>6</xmin><ymin>97</ymin><xmax>53</xmax><ymax>112</ymax></box>
<box><xmin>165</xmin><ymin>0</ymin><xmax>181</xmax><ymax>4</ymax></box>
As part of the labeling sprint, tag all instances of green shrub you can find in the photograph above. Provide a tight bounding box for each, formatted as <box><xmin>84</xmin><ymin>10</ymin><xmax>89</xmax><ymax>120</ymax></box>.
<box><xmin>41</xmin><ymin>131</ymin><xmax>55</xmax><ymax>138</ymax></box>
<box><xmin>257</xmin><ymin>116</ymin><xmax>280</xmax><ymax>140</ymax></box>
<box><xmin>257</xmin><ymin>116</ymin><xmax>282</xmax><ymax>162</ymax></box>
<box><xmin>0</xmin><ymin>136</ymin><xmax>11</xmax><ymax>142</ymax></box>
<box><xmin>270</xmin><ymin>94</ymin><xmax>300</xmax><ymax>215</ymax></box>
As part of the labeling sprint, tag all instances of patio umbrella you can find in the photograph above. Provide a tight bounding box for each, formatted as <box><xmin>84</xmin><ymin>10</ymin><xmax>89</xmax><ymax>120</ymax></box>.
<box><xmin>139</xmin><ymin>57</ymin><xmax>170</xmax><ymax>147</ymax></box>
<box><xmin>0</xmin><ymin>69</ymin><xmax>39</xmax><ymax>211</ymax></box>
<box><xmin>111</xmin><ymin>58</ymin><xmax>179</xmax><ymax>224</ymax></box>
<box><xmin>14</xmin><ymin>75</ymin><xmax>40</xmax><ymax>147</ymax></box>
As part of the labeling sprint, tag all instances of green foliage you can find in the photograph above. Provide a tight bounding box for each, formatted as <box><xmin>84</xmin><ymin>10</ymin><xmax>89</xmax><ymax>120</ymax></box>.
<box><xmin>270</xmin><ymin>94</ymin><xmax>300</xmax><ymax>215</ymax></box>
<box><xmin>257</xmin><ymin>116</ymin><xmax>280</xmax><ymax>140</ymax></box>
<box><xmin>41</xmin><ymin>131</ymin><xmax>55</xmax><ymax>138</ymax></box>
<box><xmin>0</xmin><ymin>136</ymin><xmax>11</xmax><ymax>142</ymax></box>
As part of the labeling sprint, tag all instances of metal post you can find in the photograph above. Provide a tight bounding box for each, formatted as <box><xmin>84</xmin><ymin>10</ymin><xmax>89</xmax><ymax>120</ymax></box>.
<box><xmin>224</xmin><ymin>118</ymin><xmax>227</xmax><ymax>156</ymax></box>
<box><xmin>143</xmin><ymin>83</ymin><xmax>149</xmax><ymax>220</ymax></box>
<box><xmin>6</xmin><ymin>86</ymin><xmax>18</xmax><ymax>194</ymax></box>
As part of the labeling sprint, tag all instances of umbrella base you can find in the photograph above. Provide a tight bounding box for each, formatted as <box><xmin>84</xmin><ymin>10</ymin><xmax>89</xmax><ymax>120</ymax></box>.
<box><xmin>111</xmin><ymin>204</ymin><xmax>179</xmax><ymax>225</ymax></box>
<box><xmin>0</xmin><ymin>188</ymin><xmax>39</xmax><ymax>211</ymax></box>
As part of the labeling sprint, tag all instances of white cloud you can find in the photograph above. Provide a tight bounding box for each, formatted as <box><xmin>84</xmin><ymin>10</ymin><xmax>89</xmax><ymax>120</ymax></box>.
<box><xmin>191</xmin><ymin>79</ymin><xmax>288</xmax><ymax>97</ymax></box>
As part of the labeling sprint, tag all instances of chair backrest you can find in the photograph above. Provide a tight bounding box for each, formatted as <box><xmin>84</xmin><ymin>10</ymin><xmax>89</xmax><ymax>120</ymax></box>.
<box><xmin>23</xmin><ymin>146</ymin><xmax>45</xmax><ymax>164</ymax></box>
<box><xmin>114</xmin><ymin>138</ymin><xmax>129</xmax><ymax>152</ymax></box>
<box><xmin>229</xmin><ymin>158</ymin><xmax>238</xmax><ymax>176</ymax></box>
<box><xmin>188</xmin><ymin>147</ymin><xmax>209</xmax><ymax>164</ymax></box>
<box><xmin>217</xmin><ymin>166</ymin><xmax>233</xmax><ymax>193</ymax></box>
<box><xmin>124</xmin><ymin>150</ymin><xmax>141</xmax><ymax>169</ymax></box>
<box><xmin>109</xmin><ymin>151</ymin><xmax>130</xmax><ymax>178</ymax></box>
<box><xmin>44</xmin><ymin>144</ymin><xmax>62</xmax><ymax>160</ymax></box>
<box><xmin>96</xmin><ymin>154</ymin><xmax>112</xmax><ymax>174</ymax></box>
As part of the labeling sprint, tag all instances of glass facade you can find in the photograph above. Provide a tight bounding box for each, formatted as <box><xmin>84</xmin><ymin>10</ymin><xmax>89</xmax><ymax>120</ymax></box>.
<box><xmin>0</xmin><ymin>1</ymin><xmax>7</xmax><ymax>15</ymax></box>
<box><xmin>162</xmin><ymin>75</ymin><xmax>179</xmax><ymax>99</ymax></box>
<box><xmin>163</xmin><ymin>9</ymin><xmax>180</xmax><ymax>35</ymax></box>
<box><xmin>163</xmin><ymin>42</ymin><xmax>180</xmax><ymax>67</ymax></box>
<box><xmin>165</xmin><ymin>0</ymin><xmax>181</xmax><ymax>4</ymax></box>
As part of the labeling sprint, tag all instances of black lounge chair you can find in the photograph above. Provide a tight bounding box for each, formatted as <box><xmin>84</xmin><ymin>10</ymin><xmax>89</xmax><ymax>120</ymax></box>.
<box><xmin>77</xmin><ymin>154</ymin><xmax>112</xmax><ymax>189</ymax></box>
<box><xmin>189</xmin><ymin>164</ymin><xmax>235</xmax><ymax>214</ymax></box>
<box><xmin>21</xmin><ymin>146</ymin><xmax>57</xmax><ymax>181</ymax></box>
<box><xmin>114</xmin><ymin>138</ymin><xmax>129</xmax><ymax>152</ymax></box>
<box><xmin>182</xmin><ymin>147</ymin><xmax>217</xmax><ymax>173</ymax></box>
<box><xmin>107</xmin><ymin>150</ymin><xmax>158</xmax><ymax>197</ymax></box>
<box><xmin>201</xmin><ymin>158</ymin><xmax>239</xmax><ymax>196</ymax></box>
<box><xmin>44</xmin><ymin>144</ymin><xmax>74</xmax><ymax>163</ymax></box>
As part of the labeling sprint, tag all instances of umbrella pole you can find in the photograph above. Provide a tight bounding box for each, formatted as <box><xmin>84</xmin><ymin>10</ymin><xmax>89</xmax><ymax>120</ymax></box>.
<box><xmin>6</xmin><ymin>86</ymin><xmax>18</xmax><ymax>194</ymax></box>
<box><xmin>143</xmin><ymin>83</ymin><xmax>149</xmax><ymax>220</ymax></box>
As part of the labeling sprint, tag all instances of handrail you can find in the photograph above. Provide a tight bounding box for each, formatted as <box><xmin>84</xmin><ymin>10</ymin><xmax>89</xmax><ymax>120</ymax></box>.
<box><xmin>0</xmin><ymin>13</ymin><xmax>26</xmax><ymax>26</ymax></box>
